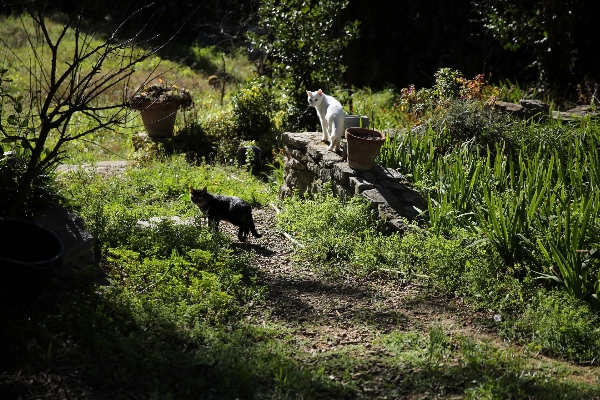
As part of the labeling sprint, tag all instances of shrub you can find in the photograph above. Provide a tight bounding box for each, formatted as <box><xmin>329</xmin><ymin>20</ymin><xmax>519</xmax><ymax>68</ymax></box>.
<box><xmin>397</xmin><ymin>68</ymin><xmax>488</xmax><ymax>125</ymax></box>
<box><xmin>0</xmin><ymin>149</ymin><xmax>60</xmax><ymax>217</ymax></box>
<box><xmin>248</xmin><ymin>0</ymin><xmax>359</xmax><ymax>131</ymax></box>
<box><xmin>199</xmin><ymin>109</ymin><xmax>237</xmax><ymax>162</ymax></box>
<box><xmin>507</xmin><ymin>290</ymin><xmax>600</xmax><ymax>362</ymax></box>
<box><xmin>230</xmin><ymin>77</ymin><xmax>279</xmax><ymax>158</ymax></box>
<box><xmin>427</xmin><ymin>100</ymin><xmax>520</xmax><ymax>153</ymax></box>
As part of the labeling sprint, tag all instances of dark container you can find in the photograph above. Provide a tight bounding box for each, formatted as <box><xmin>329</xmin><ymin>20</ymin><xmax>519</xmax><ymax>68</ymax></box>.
<box><xmin>0</xmin><ymin>218</ymin><xmax>64</xmax><ymax>301</ymax></box>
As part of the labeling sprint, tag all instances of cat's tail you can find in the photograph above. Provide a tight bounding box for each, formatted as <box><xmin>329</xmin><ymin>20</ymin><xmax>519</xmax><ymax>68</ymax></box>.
<box><xmin>248</xmin><ymin>209</ymin><xmax>262</xmax><ymax>238</ymax></box>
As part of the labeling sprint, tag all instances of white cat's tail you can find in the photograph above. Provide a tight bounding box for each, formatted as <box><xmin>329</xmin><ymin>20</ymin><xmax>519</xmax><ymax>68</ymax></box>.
<box><xmin>328</xmin><ymin>114</ymin><xmax>345</xmax><ymax>152</ymax></box>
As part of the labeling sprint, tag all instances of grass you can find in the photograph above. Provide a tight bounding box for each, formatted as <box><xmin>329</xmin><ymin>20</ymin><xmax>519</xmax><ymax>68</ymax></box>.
<box><xmin>0</xmin><ymin>14</ymin><xmax>256</xmax><ymax>164</ymax></box>
<box><xmin>3</xmin><ymin>136</ymin><xmax>600</xmax><ymax>399</ymax></box>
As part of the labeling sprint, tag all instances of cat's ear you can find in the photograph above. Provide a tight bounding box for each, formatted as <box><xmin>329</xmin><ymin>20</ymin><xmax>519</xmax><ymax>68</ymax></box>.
<box><xmin>306</xmin><ymin>90</ymin><xmax>311</xmax><ymax>96</ymax></box>
<box><xmin>317</xmin><ymin>89</ymin><xmax>322</xmax><ymax>96</ymax></box>
<box><xmin>189</xmin><ymin>187</ymin><xmax>194</xmax><ymax>194</ymax></box>
<box><xmin>202</xmin><ymin>186</ymin><xmax>207</xmax><ymax>193</ymax></box>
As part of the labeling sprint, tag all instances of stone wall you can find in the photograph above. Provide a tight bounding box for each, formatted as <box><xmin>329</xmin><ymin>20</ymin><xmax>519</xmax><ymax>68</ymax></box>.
<box><xmin>279</xmin><ymin>132</ymin><xmax>428</xmax><ymax>234</ymax></box>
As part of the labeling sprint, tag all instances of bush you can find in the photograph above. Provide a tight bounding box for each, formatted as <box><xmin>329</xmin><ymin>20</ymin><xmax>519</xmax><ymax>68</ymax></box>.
<box><xmin>427</xmin><ymin>100</ymin><xmax>521</xmax><ymax>153</ymax></box>
<box><xmin>248</xmin><ymin>0</ymin><xmax>359</xmax><ymax>131</ymax></box>
<box><xmin>0</xmin><ymin>149</ymin><xmax>60</xmax><ymax>217</ymax></box>
<box><xmin>397</xmin><ymin>68</ymin><xmax>487</xmax><ymax>125</ymax></box>
<box><xmin>187</xmin><ymin>78</ymin><xmax>283</xmax><ymax>165</ymax></box>
<box><xmin>199</xmin><ymin>109</ymin><xmax>237</xmax><ymax>162</ymax></box>
<box><xmin>507</xmin><ymin>291</ymin><xmax>600</xmax><ymax>362</ymax></box>
<box><xmin>230</xmin><ymin>77</ymin><xmax>280</xmax><ymax>159</ymax></box>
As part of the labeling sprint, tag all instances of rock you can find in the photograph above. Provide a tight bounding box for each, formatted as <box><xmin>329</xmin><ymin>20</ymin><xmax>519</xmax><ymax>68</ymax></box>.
<box><xmin>494</xmin><ymin>101</ymin><xmax>526</xmax><ymax>118</ymax></box>
<box><xmin>494</xmin><ymin>100</ymin><xmax>549</xmax><ymax>121</ymax></box>
<box><xmin>552</xmin><ymin>104</ymin><xmax>600</xmax><ymax>121</ymax></box>
<box><xmin>361</xmin><ymin>188</ymin><xmax>401</xmax><ymax>209</ymax></box>
<box><xmin>283</xmin><ymin>169</ymin><xmax>316</xmax><ymax>196</ymax></box>
<box><xmin>33</xmin><ymin>204</ymin><xmax>106</xmax><ymax>286</ymax></box>
<box><xmin>281</xmin><ymin>132</ymin><xmax>322</xmax><ymax>150</ymax></box>
<box><xmin>34</xmin><ymin>204</ymin><xmax>94</xmax><ymax>267</ymax></box>
<box><xmin>332</xmin><ymin>163</ymin><xmax>356</xmax><ymax>186</ymax></box>
<box><xmin>136</xmin><ymin>216</ymin><xmax>193</xmax><ymax>229</ymax></box>
<box><xmin>56</xmin><ymin>161</ymin><xmax>129</xmax><ymax>175</ymax></box>
<box><xmin>285</xmin><ymin>156</ymin><xmax>308</xmax><ymax>171</ymax></box>
<box><xmin>518</xmin><ymin>99</ymin><xmax>549</xmax><ymax>119</ymax></box>
<box><xmin>349</xmin><ymin>176</ymin><xmax>380</xmax><ymax>194</ymax></box>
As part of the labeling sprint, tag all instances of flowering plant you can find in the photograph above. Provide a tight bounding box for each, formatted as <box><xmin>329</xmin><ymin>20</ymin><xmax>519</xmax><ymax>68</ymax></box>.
<box><xmin>129</xmin><ymin>80</ymin><xmax>193</xmax><ymax>108</ymax></box>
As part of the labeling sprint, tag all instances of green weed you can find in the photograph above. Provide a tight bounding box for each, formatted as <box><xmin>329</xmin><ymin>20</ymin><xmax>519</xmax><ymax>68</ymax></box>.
<box><xmin>507</xmin><ymin>291</ymin><xmax>600</xmax><ymax>362</ymax></box>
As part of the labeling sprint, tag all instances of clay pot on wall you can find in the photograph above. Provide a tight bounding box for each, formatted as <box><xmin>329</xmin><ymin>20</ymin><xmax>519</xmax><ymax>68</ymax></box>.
<box><xmin>345</xmin><ymin>127</ymin><xmax>385</xmax><ymax>171</ymax></box>
<box><xmin>133</xmin><ymin>100</ymin><xmax>181</xmax><ymax>138</ymax></box>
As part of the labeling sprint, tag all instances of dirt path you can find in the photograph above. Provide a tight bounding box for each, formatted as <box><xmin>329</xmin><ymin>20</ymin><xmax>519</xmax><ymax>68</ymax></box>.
<box><xmin>240</xmin><ymin>207</ymin><xmax>496</xmax><ymax>340</ymax></box>
<box><xmin>219</xmin><ymin>206</ymin><xmax>600</xmax><ymax>396</ymax></box>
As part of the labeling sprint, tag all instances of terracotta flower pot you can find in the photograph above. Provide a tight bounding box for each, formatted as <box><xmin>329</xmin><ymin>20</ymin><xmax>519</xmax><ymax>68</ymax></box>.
<box><xmin>133</xmin><ymin>100</ymin><xmax>180</xmax><ymax>137</ymax></box>
<box><xmin>345</xmin><ymin>127</ymin><xmax>385</xmax><ymax>171</ymax></box>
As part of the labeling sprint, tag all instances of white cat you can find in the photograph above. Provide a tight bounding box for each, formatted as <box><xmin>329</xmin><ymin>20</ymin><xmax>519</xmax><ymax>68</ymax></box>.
<box><xmin>306</xmin><ymin>89</ymin><xmax>345</xmax><ymax>152</ymax></box>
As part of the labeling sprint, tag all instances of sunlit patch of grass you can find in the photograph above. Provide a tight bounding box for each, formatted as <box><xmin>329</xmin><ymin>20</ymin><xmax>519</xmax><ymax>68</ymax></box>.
<box><xmin>1</xmin><ymin>13</ymin><xmax>256</xmax><ymax>163</ymax></box>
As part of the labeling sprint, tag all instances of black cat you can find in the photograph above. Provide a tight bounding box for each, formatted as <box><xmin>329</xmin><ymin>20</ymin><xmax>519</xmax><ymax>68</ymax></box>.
<box><xmin>189</xmin><ymin>186</ymin><xmax>262</xmax><ymax>242</ymax></box>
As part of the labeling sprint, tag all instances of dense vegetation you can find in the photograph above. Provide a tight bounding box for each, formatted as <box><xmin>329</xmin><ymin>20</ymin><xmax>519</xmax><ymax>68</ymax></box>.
<box><xmin>1</xmin><ymin>3</ymin><xmax>600</xmax><ymax>399</ymax></box>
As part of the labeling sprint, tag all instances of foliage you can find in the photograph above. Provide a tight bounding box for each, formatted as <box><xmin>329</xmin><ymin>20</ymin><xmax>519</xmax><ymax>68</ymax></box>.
<box><xmin>276</xmin><ymin>186</ymin><xmax>382</xmax><ymax>275</ymax></box>
<box><xmin>396</xmin><ymin>68</ymin><xmax>488</xmax><ymax>125</ymax></box>
<box><xmin>0</xmin><ymin>149</ymin><xmax>59</xmax><ymax>217</ymax></box>
<box><xmin>248</xmin><ymin>0</ymin><xmax>359</xmax><ymax>131</ymax></box>
<box><xmin>507</xmin><ymin>291</ymin><xmax>600</xmax><ymax>362</ymax></box>
<box><xmin>536</xmin><ymin>190</ymin><xmax>600</xmax><ymax>307</ymax></box>
<box><xmin>129</xmin><ymin>80</ymin><xmax>193</xmax><ymax>108</ymax></box>
<box><xmin>381</xmin><ymin>99</ymin><xmax>600</xmax><ymax>309</ymax></box>
<box><xmin>0</xmin><ymin>159</ymin><xmax>302</xmax><ymax>398</ymax></box>
<box><xmin>0</xmin><ymin>4</ymin><xmax>167</xmax><ymax>216</ymax></box>
<box><xmin>473</xmin><ymin>0</ymin><xmax>580</xmax><ymax>89</ymax></box>
<box><xmin>428</xmin><ymin>101</ymin><xmax>520</xmax><ymax>152</ymax></box>
<box><xmin>378</xmin><ymin>325</ymin><xmax>597</xmax><ymax>398</ymax></box>
<box><xmin>278</xmin><ymin>184</ymin><xmax>600</xmax><ymax>362</ymax></box>
<box><xmin>230</xmin><ymin>77</ymin><xmax>281</xmax><ymax>157</ymax></box>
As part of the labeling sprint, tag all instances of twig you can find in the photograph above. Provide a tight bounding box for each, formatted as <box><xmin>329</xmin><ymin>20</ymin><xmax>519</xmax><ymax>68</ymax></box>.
<box><xmin>377</xmin><ymin>267</ymin><xmax>430</xmax><ymax>279</ymax></box>
<box><xmin>281</xmin><ymin>231</ymin><xmax>305</xmax><ymax>248</ymax></box>
<box><xmin>269</xmin><ymin>203</ymin><xmax>305</xmax><ymax>248</ymax></box>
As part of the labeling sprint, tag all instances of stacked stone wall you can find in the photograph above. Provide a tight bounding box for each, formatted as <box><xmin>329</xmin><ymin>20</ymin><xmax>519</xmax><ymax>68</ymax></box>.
<box><xmin>279</xmin><ymin>132</ymin><xmax>428</xmax><ymax>233</ymax></box>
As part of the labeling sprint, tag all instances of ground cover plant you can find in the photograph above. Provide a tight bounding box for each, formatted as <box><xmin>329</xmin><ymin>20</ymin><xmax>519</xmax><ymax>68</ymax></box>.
<box><xmin>2</xmin><ymin>157</ymin><xmax>599</xmax><ymax>399</ymax></box>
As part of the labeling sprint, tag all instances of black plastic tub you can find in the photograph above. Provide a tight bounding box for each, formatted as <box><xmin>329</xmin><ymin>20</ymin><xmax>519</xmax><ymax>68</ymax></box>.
<box><xmin>0</xmin><ymin>217</ymin><xmax>64</xmax><ymax>301</ymax></box>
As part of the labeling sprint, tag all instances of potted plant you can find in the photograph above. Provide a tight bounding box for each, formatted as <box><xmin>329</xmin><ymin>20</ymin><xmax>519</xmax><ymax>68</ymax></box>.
<box><xmin>129</xmin><ymin>80</ymin><xmax>193</xmax><ymax>137</ymax></box>
<box><xmin>345</xmin><ymin>127</ymin><xmax>385</xmax><ymax>170</ymax></box>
